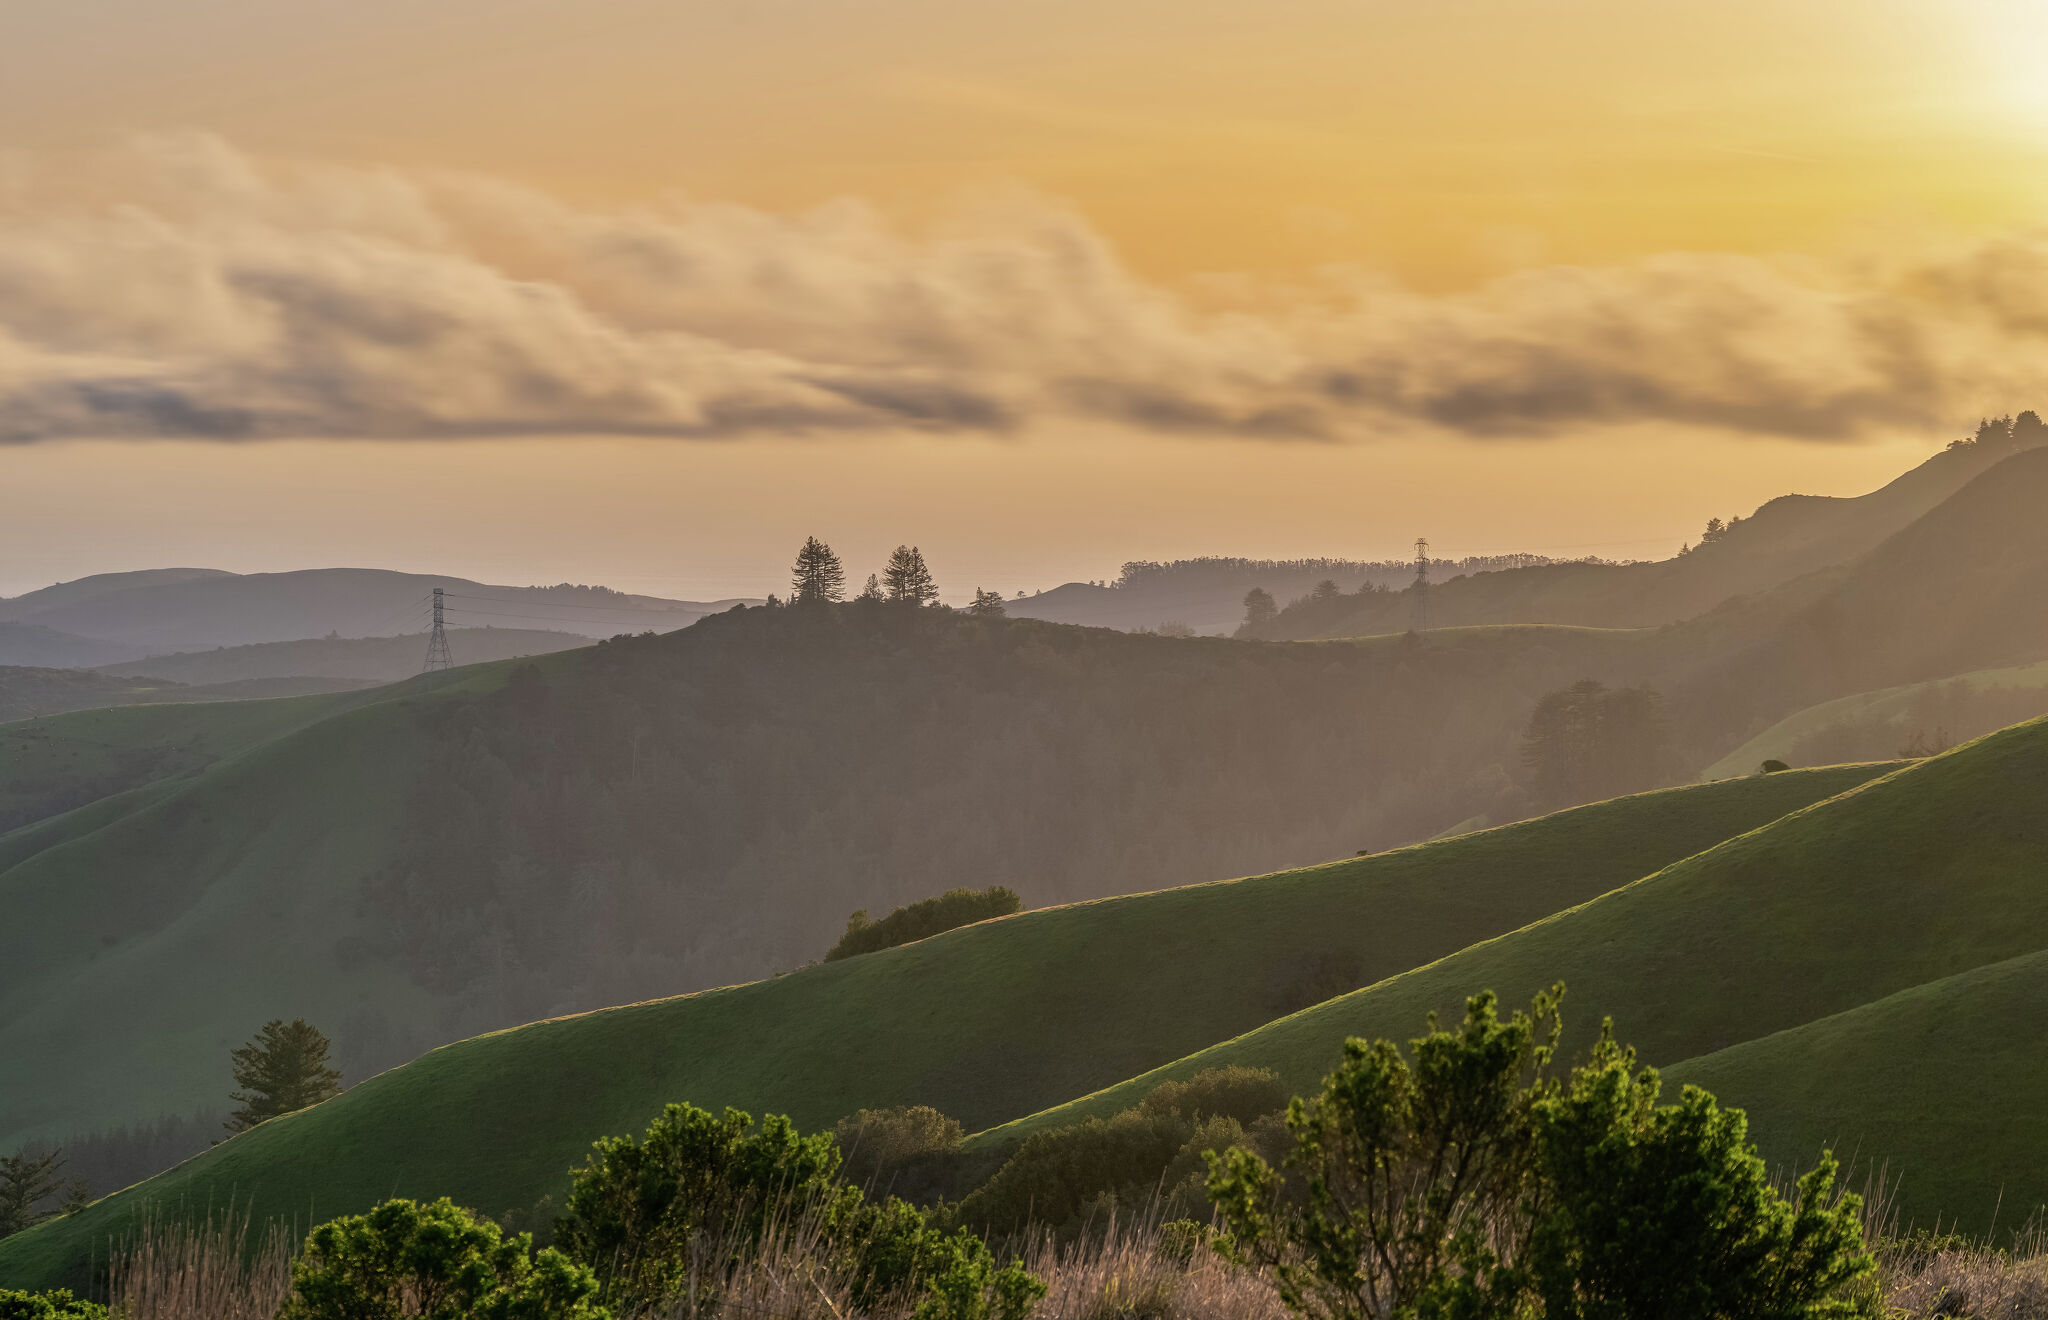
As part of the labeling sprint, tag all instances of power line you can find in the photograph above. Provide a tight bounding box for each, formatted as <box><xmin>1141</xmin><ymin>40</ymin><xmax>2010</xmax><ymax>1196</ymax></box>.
<box><xmin>422</xmin><ymin>588</ymin><xmax>454</xmax><ymax>672</ymax></box>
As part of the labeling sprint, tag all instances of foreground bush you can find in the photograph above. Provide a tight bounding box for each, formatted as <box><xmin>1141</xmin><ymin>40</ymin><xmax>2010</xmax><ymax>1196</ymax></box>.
<box><xmin>1208</xmin><ymin>988</ymin><xmax>1872</xmax><ymax>1320</ymax></box>
<box><xmin>828</xmin><ymin>888</ymin><xmax>1023</xmax><ymax>961</ymax></box>
<box><xmin>0</xmin><ymin>1290</ymin><xmax>104</xmax><ymax>1320</ymax></box>
<box><xmin>277</xmin><ymin>1197</ymin><xmax>605</xmax><ymax>1320</ymax></box>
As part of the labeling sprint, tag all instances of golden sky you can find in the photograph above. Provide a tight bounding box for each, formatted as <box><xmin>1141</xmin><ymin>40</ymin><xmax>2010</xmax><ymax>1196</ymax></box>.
<box><xmin>2</xmin><ymin>0</ymin><xmax>2045</xmax><ymax>597</ymax></box>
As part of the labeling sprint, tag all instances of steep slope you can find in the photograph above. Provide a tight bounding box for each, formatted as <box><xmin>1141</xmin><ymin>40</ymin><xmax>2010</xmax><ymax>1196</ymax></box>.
<box><xmin>978</xmin><ymin>716</ymin><xmax>2048</xmax><ymax>1230</ymax></box>
<box><xmin>0</xmin><ymin>568</ymin><xmax>743</xmax><ymax>651</ymax></box>
<box><xmin>0</xmin><ymin>765</ymin><xmax>1887</xmax><ymax>1291</ymax></box>
<box><xmin>1262</xmin><ymin>433</ymin><xmax>2039</xmax><ymax>640</ymax></box>
<box><xmin>96</xmin><ymin>627</ymin><xmax>589</xmax><ymax>684</ymax></box>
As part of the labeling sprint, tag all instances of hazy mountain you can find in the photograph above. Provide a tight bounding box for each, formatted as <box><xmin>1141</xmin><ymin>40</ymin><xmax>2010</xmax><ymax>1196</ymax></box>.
<box><xmin>97</xmin><ymin>627</ymin><xmax>591</xmax><ymax>685</ymax></box>
<box><xmin>0</xmin><ymin>568</ymin><xmax>754</xmax><ymax>654</ymax></box>
<box><xmin>0</xmin><ymin>622</ymin><xmax>145</xmax><ymax>669</ymax></box>
<box><xmin>1255</xmin><ymin>429</ymin><xmax>2044</xmax><ymax>640</ymax></box>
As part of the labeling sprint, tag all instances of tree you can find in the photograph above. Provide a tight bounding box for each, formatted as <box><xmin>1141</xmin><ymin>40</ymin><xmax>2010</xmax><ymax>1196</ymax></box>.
<box><xmin>279</xmin><ymin>1197</ymin><xmax>606</xmax><ymax>1320</ymax></box>
<box><xmin>1310</xmin><ymin>579</ymin><xmax>1343</xmax><ymax>602</ymax></box>
<box><xmin>1521</xmin><ymin>679</ymin><xmax>1671</xmax><ymax>810</ymax></box>
<box><xmin>858</xmin><ymin>573</ymin><xmax>885</xmax><ymax>602</ymax></box>
<box><xmin>1241</xmin><ymin>588</ymin><xmax>1278</xmax><ymax>632</ymax></box>
<box><xmin>0</xmin><ymin>1150</ymin><xmax>74</xmax><ymax>1240</ymax></box>
<box><xmin>226</xmin><ymin>1019</ymin><xmax>343</xmax><ymax>1134</ymax></box>
<box><xmin>790</xmin><ymin>536</ymin><xmax>847</xmax><ymax>605</ymax></box>
<box><xmin>1207</xmin><ymin>990</ymin><xmax>1871</xmax><ymax>1320</ymax></box>
<box><xmin>883</xmin><ymin>545</ymin><xmax>940</xmax><ymax>606</ymax></box>
<box><xmin>968</xmin><ymin>588</ymin><xmax>1007</xmax><ymax>617</ymax></box>
<box><xmin>2014</xmin><ymin>409</ymin><xmax>2048</xmax><ymax>450</ymax></box>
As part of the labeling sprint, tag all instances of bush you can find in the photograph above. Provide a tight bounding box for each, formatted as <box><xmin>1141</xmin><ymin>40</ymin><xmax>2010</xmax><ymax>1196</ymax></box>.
<box><xmin>1760</xmin><ymin>759</ymin><xmax>1791</xmax><ymax>774</ymax></box>
<box><xmin>958</xmin><ymin>1072</ymin><xmax>1284</xmax><ymax>1239</ymax></box>
<box><xmin>557</xmin><ymin>1103</ymin><xmax>853</xmax><ymax>1305</ymax></box>
<box><xmin>277</xmin><ymin>1197</ymin><xmax>605</xmax><ymax>1320</ymax></box>
<box><xmin>1136</xmin><ymin>1067</ymin><xmax>1289</xmax><ymax>1126</ymax></box>
<box><xmin>912</xmin><ymin>1231</ymin><xmax>1047</xmax><ymax>1320</ymax></box>
<box><xmin>828</xmin><ymin>887</ymin><xmax>1023</xmax><ymax>961</ymax></box>
<box><xmin>1208</xmin><ymin>989</ymin><xmax>1872</xmax><ymax>1320</ymax></box>
<box><xmin>835</xmin><ymin>1105</ymin><xmax>966</xmax><ymax>1190</ymax></box>
<box><xmin>0</xmin><ymin>1291</ymin><xmax>105</xmax><ymax>1320</ymax></box>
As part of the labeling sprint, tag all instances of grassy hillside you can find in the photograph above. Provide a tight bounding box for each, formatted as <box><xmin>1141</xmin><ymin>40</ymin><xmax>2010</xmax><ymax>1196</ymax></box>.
<box><xmin>1666</xmin><ymin>949</ymin><xmax>2048</xmax><ymax>1234</ymax></box>
<box><xmin>1701</xmin><ymin>658</ymin><xmax>2048</xmax><ymax>779</ymax></box>
<box><xmin>0</xmin><ymin>765</ymin><xmax>1885</xmax><ymax>1291</ymax></box>
<box><xmin>97</xmin><ymin>628</ymin><xmax>589</xmax><ymax>685</ymax></box>
<box><xmin>979</xmin><ymin>715</ymin><xmax>2048</xmax><ymax>1232</ymax></box>
<box><xmin>0</xmin><ymin>621</ymin><xmax>143</xmax><ymax>669</ymax></box>
<box><xmin>0</xmin><ymin>665</ymin><xmax>375</xmax><ymax>724</ymax></box>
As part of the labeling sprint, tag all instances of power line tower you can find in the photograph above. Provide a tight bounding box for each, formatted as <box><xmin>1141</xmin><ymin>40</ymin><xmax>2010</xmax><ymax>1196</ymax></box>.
<box><xmin>1410</xmin><ymin>537</ymin><xmax>1430</xmax><ymax>633</ymax></box>
<box><xmin>422</xmin><ymin>587</ymin><xmax>455</xmax><ymax>672</ymax></box>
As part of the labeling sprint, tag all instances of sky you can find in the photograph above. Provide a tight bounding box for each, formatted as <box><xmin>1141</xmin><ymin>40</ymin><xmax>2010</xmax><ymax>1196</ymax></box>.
<box><xmin>3</xmin><ymin>0</ymin><xmax>2047</xmax><ymax>599</ymax></box>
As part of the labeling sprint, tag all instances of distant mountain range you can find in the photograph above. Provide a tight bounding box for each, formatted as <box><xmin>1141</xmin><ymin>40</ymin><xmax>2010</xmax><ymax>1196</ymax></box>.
<box><xmin>0</xmin><ymin>568</ymin><xmax>753</xmax><ymax>662</ymax></box>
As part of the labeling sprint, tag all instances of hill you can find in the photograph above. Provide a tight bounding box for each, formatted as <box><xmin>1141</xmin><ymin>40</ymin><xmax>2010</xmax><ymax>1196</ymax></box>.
<box><xmin>0</xmin><ymin>764</ymin><xmax>1886</xmax><ymax>1291</ymax></box>
<box><xmin>0</xmin><ymin>666</ymin><xmax>376</xmax><ymax>723</ymax></box>
<box><xmin>0</xmin><ymin>622</ymin><xmax>143</xmax><ymax>669</ymax></box>
<box><xmin>0</xmin><ymin>607</ymin><xmax>1683</xmax><ymax>1155</ymax></box>
<box><xmin>979</xmin><ymin>714</ymin><xmax>2048</xmax><ymax>1233</ymax></box>
<box><xmin>1256</xmin><ymin>430</ymin><xmax>2042</xmax><ymax>640</ymax></box>
<box><xmin>95</xmin><ymin>628</ymin><xmax>589</xmax><ymax>685</ymax></box>
<box><xmin>0</xmin><ymin>568</ymin><xmax>748</xmax><ymax>652</ymax></box>
<box><xmin>1700</xmin><ymin>658</ymin><xmax>2048</xmax><ymax>779</ymax></box>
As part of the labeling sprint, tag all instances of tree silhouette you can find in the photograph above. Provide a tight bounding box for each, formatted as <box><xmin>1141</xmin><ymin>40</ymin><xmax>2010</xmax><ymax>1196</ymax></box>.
<box><xmin>968</xmin><ymin>588</ymin><xmax>1007</xmax><ymax>617</ymax></box>
<box><xmin>858</xmin><ymin>573</ymin><xmax>884</xmax><ymax>602</ymax></box>
<box><xmin>790</xmin><ymin>537</ymin><xmax>847</xmax><ymax>605</ymax></box>
<box><xmin>1241</xmin><ymin>588</ymin><xmax>1278</xmax><ymax>632</ymax></box>
<box><xmin>227</xmin><ymin>1018</ymin><xmax>343</xmax><ymax>1134</ymax></box>
<box><xmin>0</xmin><ymin>1148</ymin><xmax>79</xmax><ymax>1238</ymax></box>
<box><xmin>882</xmin><ymin>545</ymin><xmax>939</xmax><ymax>606</ymax></box>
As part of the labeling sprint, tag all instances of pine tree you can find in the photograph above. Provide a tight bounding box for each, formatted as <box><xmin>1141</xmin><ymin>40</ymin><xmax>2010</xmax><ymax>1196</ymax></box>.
<box><xmin>226</xmin><ymin>1018</ymin><xmax>343</xmax><ymax>1134</ymax></box>
<box><xmin>857</xmin><ymin>573</ymin><xmax>884</xmax><ymax>602</ymax></box>
<box><xmin>882</xmin><ymin>545</ymin><xmax>939</xmax><ymax>606</ymax></box>
<box><xmin>967</xmin><ymin>588</ymin><xmax>1007</xmax><ymax>617</ymax></box>
<box><xmin>789</xmin><ymin>536</ymin><xmax>847</xmax><ymax>605</ymax></box>
<box><xmin>0</xmin><ymin>1148</ymin><xmax>72</xmax><ymax>1238</ymax></box>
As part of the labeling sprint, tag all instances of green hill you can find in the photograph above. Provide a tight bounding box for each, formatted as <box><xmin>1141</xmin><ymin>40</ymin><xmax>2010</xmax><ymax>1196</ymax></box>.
<box><xmin>0</xmin><ymin>604</ymin><xmax>1696</xmax><ymax>1154</ymax></box>
<box><xmin>0</xmin><ymin>764</ymin><xmax>1884</xmax><ymax>1292</ymax></box>
<box><xmin>1665</xmin><ymin>948</ymin><xmax>2048</xmax><ymax>1233</ymax></box>
<box><xmin>979</xmin><ymin>715</ymin><xmax>2048</xmax><ymax>1232</ymax></box>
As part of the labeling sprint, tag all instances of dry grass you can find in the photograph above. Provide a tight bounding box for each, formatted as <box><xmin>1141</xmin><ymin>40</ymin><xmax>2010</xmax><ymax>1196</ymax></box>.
<box><xmin>104</xmin><ymin>1209</ymin><xmax>295</xmax><ymax>1320</ymax></box>
<box><xmin>74</xmin><ymin>1196</ymin><xmax>2048</xmax><ymax>1320</ymax></box>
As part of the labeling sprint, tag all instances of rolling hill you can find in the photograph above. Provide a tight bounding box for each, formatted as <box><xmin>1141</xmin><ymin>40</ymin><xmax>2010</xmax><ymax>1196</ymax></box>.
<box><xmin>95</xmin><ymin>627</ymin><xmax>590</xmax><ymax>686</ymax></box>
<box><xmin>1256</xmin><ymin>428</ymin><xmax>2045</xmax><ymax>641</ymax></box>
<box><xmin>0</xmin><ymin>764</ymin><xmax>1888</xmax><ymax>1291</ymax></box>
<box><xmin>978</xmin><ymin>714</ymin><xmax>2048</xmax><ymax>1233</ymax></box>
<box><xmin>0</xmin><ymin>622</ymin><xmax>144</xmax><ymax>670</ymax></box>
<box><xmin>0</xmin><ymin>568</ymin><xmax>748</xmax><ymax>652</ymax></box>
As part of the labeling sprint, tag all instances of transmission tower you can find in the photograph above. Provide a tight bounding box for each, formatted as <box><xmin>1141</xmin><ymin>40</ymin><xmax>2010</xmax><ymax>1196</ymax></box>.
<box><xmin>422</xmin><ymin>587</ymin><xmax>455</xmax><ymax>672</ymax></box>
<box><xmin>1410</xmin><ymin>537</ymin><xmax>1430</xmax><ymax>633</ymax></box>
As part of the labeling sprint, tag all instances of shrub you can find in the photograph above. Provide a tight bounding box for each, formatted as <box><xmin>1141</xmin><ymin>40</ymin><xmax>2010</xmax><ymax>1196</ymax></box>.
<box><xmin>1760</xmin><ymin>759</ymin><xmax>1791</xmax><ymax>774</ymax></box>
<box><xmin>1137</xmin><ymin>1067</ymin><xmax>1290</xmax><ymax>1126</ymax></box>
<box><xmin>1208</xmin><ymin>989</ymin><xmax>1872</xmax><ymax>1320</ymax></box>
<box><xmin>835</xmin><ymin>1105</ymin><xmax>966</xmax><ymax>1190</ymax></box>
<box><xmin>557</xmin><ymin>1103</ymin><xmax>853</xmax><ymax>1305</ymax></box>
<box><xmin>0</xmin><ymin>1291</ymin><xmax>106</xmax><ymax>1320</ymax></box>
<box><xmin>913</xmin><ymin>1231</ymin><xmax>1048</xmax><ymax>1320</ymax></box>
<box><xmin>828</xmin><ymin>887</ymin><xmax>1023</xmax><ymax>961</ymax></box>
<box><xmin>277</xmin><ymin>1197</ymin><xmax>606</xmax><ymax>1320</ymax></box>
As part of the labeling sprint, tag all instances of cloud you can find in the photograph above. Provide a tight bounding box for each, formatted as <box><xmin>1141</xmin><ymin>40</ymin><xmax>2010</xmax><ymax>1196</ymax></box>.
<box><xmin>0</xmin><ymin>133</ymin><xmax>2044</xmax><ymax>443</ymax></box>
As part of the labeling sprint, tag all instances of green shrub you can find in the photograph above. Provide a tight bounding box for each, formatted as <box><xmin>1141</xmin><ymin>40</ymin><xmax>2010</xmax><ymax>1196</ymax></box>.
<box><xmin>277</xmin><ymin>1197</ymin><xmax>606</xmax><ymax>1320</ymax></box>
<box><xmin>557</xmin><ymin>1103</ymin><xmax>853</xmax><ymax>1306</ymax></box>
<box><xmin>911</xmin><ymin>1231</ymin><xmax>1047</xmax><ymax>1320</ymax></box>
<box><xmin>827</xmin><ymin>887</ymin><xmax>1023</xmax><ymax>961</ymax></box>
<box><xmin>1208</xmin><ymin>989</ymin><xmax>1873</xmax><ymax>1320</ymax></box>
<box><xmin>0</xmin><ymin>1290</ymin><xmax>105</xmax><ymax>1320</ymax></box>
<box><xmin>1136</xmin><ymin>1067</ymin><xmax>1289</xmax><ymax>1126</ymax></box>
<box><xmin>835</xmin><ymin>1105</ymin><xmax>966</xmax><ymax>1189</ymax></box>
